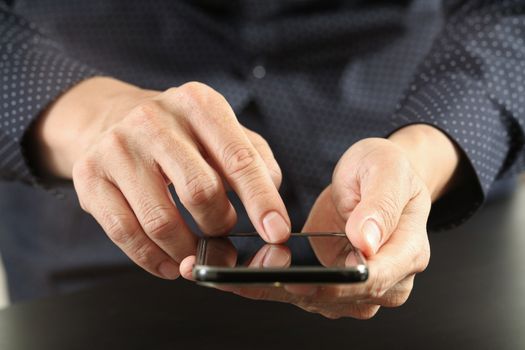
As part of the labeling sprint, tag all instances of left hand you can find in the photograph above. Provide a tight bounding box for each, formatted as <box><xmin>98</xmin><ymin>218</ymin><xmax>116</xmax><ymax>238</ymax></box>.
<box><xmin>291</xmin><ymin>170</ymin><xmax>431</xmax><ymax>319</ymax></box>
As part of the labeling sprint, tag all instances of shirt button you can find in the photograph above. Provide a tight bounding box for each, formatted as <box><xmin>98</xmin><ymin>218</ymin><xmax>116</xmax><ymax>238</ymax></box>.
<box><xmin>252</xmin><ymin>65</ymin><xmax>266</xmax><ymax>79</ymax></box>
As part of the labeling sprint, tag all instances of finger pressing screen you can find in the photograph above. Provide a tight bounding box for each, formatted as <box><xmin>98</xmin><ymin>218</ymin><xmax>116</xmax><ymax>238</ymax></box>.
<box><xmin>177</xmin><ymin>97</ymin><xmax>291</xmax><ymax>243</ymax></box>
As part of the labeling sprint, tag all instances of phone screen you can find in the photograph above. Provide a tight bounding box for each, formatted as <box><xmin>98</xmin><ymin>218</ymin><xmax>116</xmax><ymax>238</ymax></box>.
<box><xmin>193</xmin><ymin>233</ymin><xmax>368</xmax><ymax>285</ymax></box>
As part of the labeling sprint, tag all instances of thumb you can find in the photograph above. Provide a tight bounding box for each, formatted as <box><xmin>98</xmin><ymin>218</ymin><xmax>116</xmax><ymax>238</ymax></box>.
<box><xmin>333</xmin><ymin>145</ymin><xmax>414</xmax><ymax>256</ymax></box>
<box><xmin>344</xmin><ymin>192</ymin><xmax>407</xmax><ymax>257</ymax></box>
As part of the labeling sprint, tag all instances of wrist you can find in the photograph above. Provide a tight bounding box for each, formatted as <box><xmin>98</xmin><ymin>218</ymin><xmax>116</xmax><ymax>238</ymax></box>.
<box><xmin>32</xmin><ymin>76</ymin><xmax>146</xmax><ymax>179</ymax></box>
<box><xmin>388</xmin><ymin>124</ymin><xmax>462</xmax><ymax>201</ymax></box>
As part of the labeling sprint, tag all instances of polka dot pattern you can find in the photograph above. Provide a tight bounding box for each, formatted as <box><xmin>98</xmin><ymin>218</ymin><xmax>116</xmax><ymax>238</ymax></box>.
<box><xmin>0</xmin><ymin>4</ymin><xmax>99</xmax><ymax>183</ymax></box>
<box><xmin>0</xmin><ymin>0</ymin><xmax>524</xmax><ymax>299</ymax></box>
<box><xmin>392</xmin><ymin>0</ymin><xmax>525</xmax><ymax>227</ymax></box>
<box><xmin>2</xmin><ymin>0</ymin><xmax>525</xmax><ymax>227</ymax></box>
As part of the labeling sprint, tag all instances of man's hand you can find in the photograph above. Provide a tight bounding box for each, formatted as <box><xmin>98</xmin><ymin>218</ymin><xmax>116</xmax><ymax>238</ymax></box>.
<box><xmin>286</xmin><ymin>127</ymin><xmax>462</xmax><ymax>318</ymax></box>
<box><xmin>32</xmin><ymin>77</ymin><xmax>291</xmax><ymax>279</ymax></box>
<box><xmin>180</xmin><ymin>125</ymin><xmax>462</xmax><ymax>319</ymax></box>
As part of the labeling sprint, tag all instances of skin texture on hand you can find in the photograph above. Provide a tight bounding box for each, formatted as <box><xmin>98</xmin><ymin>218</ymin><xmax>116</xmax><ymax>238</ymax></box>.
<box><xmin>389</xmin><ymin>124</ymin><xmax>462</xmax><ymax>202</ymax></box>
<box><xmin>182</xmin><ymin>125</ymin><xmax>462</xmax><ymax>319</ymax></box>
<box><xmin>34</xmin><ymin>75</ymin><xmax>460</xmax><ymax>317</ymax></box>
<box><xmin>32</xmin><ymin>77</ymin><xmax>291</xmax><ymax>279</ymax></box>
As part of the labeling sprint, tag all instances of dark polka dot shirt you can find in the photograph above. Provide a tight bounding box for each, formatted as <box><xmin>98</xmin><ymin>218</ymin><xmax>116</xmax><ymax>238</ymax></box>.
<box><xmin>0</xmin><ymin>0</ymin><xmax>524</xmax><ymax>300</ymax></box>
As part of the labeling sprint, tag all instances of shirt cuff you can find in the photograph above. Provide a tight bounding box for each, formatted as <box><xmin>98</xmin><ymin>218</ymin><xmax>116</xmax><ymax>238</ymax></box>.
<box><xmin>0</xmin><ymin>15</ymin><xmax>101</xmax><ymax>187</ymax></box>
<box><xmin>389</xmin><ymin>75</ymin><xmax>508</xmax><ymax>230</ymax></box>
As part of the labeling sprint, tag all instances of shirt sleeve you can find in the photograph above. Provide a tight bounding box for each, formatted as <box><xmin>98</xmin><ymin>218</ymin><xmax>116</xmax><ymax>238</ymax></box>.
<box><xmin>390</xmin><ymin>0</ymin><xmax>525</xmax><ymax>230</ymax></box>
<box><xmin>0</xmin><ymin>3</ymin><xmax>100</xmax><ymax>185</ymax></box>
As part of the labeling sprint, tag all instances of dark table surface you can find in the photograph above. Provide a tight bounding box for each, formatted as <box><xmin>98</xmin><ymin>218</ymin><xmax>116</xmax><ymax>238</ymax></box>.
<box><xmin>1</xmin><ymin>186</ymin><xmax>525</xmax><ymax>350</ymax></box>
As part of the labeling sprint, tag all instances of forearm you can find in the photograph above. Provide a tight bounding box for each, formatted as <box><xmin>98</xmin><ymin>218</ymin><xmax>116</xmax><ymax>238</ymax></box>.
<box><xmin>388</xmin><ymin>124</ymin><xmax>462</xmax><ymax>202</ymax></box>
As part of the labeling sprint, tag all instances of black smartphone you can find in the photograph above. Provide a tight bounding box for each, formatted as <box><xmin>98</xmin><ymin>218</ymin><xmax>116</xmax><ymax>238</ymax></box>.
<box><xmin>193</xmin><ymin>232</ymin><xmax>368</xmax><ymax>286</ymax></box>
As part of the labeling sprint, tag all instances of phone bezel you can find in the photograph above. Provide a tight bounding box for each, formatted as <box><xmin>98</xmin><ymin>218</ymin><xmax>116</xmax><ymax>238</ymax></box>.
<box><xmin>193</xmin><ymin>232</ymin><xmax>368</xmax><ymax>286</ymax></box>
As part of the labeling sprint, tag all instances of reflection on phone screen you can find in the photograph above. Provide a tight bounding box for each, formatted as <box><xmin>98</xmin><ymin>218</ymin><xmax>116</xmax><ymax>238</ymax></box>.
<box><xmin>201</xmin><ymin>233</ymin><xmax>364</xmax><ymax>269</ymax></box>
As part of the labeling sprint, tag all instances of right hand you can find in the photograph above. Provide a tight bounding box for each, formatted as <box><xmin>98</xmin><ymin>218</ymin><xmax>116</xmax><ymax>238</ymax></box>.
<box><xmin>33</xmin><ymin>77</ymin><xmax>291</xmax><ymax>279</ymax></box>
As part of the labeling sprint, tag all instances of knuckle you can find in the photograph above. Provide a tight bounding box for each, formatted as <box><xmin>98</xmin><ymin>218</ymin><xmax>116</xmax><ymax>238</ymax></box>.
<box><xmin>375</xmin><ymin>195</ymin><xmax>400</xmax><ymax>232</ymax></box>
<box><xmin>140</xmin><ymin>204</ymin><xmax>177</xmax><ymax>240</ymax></box>
<box><xmin>173</xmin><ymin>83</ymin><xmax>235</xmax><ymax>127</ymax></box>
<box><xmin>72</xmin><ymin>157</ymin><xmax>99</xmax><ymax>183</ymax></box>
<box><xmin>131</xmin><ymin>243</ymin><xmax>157</xmax><ymax>269</ymax></box>
<box><xmin>133</xmin><ymin>100</ymin><xmax>163</xmax><ymax>122</ymax></box>
<box><xmin>128</xmin><ymin>101</ymin><xmax>167</xmax><ymax>137</ymax></box>
<box><xmin>364</xmin><ymin>275</ymin><xmax>389</xmax><ymax>300</ymax></box>
<box><xmin>263</xmin><ymin>160</ymin><xmax>282</xmax><ymax>188</ymax></box>
<box><xmin>222</xmin><ymin>141</ymin><xmax>258</xmax><ymax>178</ymax></box>
<box><xmin>179</xmin><ymin>81</ymin><xmax>211</xmax><ymax>94</ymax></box>
<box><xmin>176</xmin><ymin>82</ymin><xmax>220</xmax><ymax>108</ymax></box>
<box><xmin>247</xmin><ymin>132</ymin><xmax>282</xmax><ymax>187</ymax></box>
<box><xmin>382</xmin><ymin>278</ymin><xmax>414</xmax><ymax>307</ymax></box>
<box><xmin>104</xmin><ymin>213</ymin><xmax>134</xmax><ymax>246</ymax></box>
<box><xmin>404</xmin><ymin>230</ymin><xmax>431</xmax><ymax>274</ymax></box>
<box><xmin>353</xmin><ymin>305</ymin><xmax>380</xmax><ymax>320</ymax></box>
<box><xmin>268</xmin><ymin>165</ymin><xmax>282</xmax><ymax>189</ymax></box>
<box><xmin>101</xmin><ymin>129</ymin><xmax>129</xmax><ymax>154</ymax></box>
<box><xmin>272</xmin><ymin>169</ymin><xmax>282</xmax><ymax>186</ymax></box>
<box><xmin>297</xmin><ymin>303</ymin><xmax>318</xmax><ymax>314</ymax></box>
<box><xmin>163</xmin><ymin>86</ymin><xmax>179</xmax><ymax>97</ymax></box>
<box><xmin>180</xmin><ymin>172</ymin><xmax>221</xmax><ymax>207</ymax></box>
<box><xmin>252</xmin><ymin>134</ymin><xmax>281</xmax><ymax>172</ymax></box>
<box><xmin>387</xmin><ymin>291</ymin><xmax>411</xmax><ymax>307</ymax></box>
<box><xmin>335</xmin><ymin>192</ymin><xmax>360</xmax><ymax>216</ymax></box>
<box><xmin>268</xmin><ymin>158</ymin><xmax>282</xmax><ymax>178</ymax></box>
<box><xmin>248</xmin><ymin>130</ymin><xmax>269</xmax><ymax>149</ymax></box>
<box><xmin>72</xmin><ymin>159</ymin><xmax>102</xmax><ymax>214</ymax></box>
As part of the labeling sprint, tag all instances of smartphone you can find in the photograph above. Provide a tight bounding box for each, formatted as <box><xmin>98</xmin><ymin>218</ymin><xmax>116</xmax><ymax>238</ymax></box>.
<box><xmin>193</xmin><ymin>232</ymin><xmax>368</xmax><ymax>286</ymax></box>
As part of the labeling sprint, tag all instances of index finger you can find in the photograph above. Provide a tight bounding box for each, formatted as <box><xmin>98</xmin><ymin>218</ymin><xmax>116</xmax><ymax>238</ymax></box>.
<box><xmin>173</xmin><ymin>85</ymin><xmax>291</xmax><ymax>243</ymax></box>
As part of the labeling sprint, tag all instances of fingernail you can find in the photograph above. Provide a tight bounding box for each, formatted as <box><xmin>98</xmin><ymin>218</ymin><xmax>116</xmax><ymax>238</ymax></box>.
<box><xmin>362</xmin><ymin>219</ymin><xmax>381</xmax><ymax>254</ymax></box>
<box><xmin>262</xmin><ymin>211</ymin><xmax>290</xmax><ymax>243</ymax></box>
<box><xmin>262</xmin><ymin>245</ymin><xmax>290</xmax><ymax>267</ymax></box>
<box><xmin>158</xmin><ymin>261</ymin><xmax>180</xmax><ymax>280</ymax></box>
